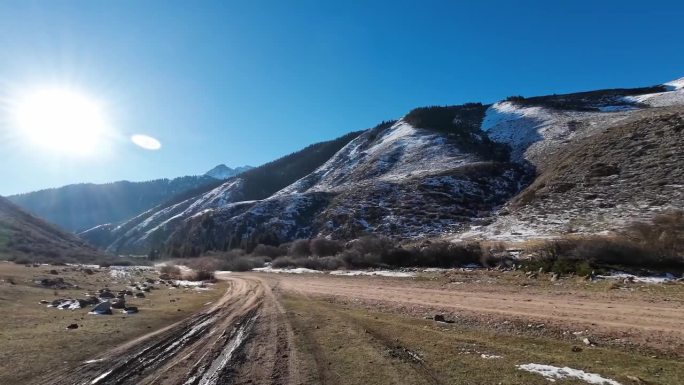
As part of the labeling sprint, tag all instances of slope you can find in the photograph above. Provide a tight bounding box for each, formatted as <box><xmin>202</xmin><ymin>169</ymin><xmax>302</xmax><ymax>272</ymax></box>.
<box><xmin>80</xmin><ymin>131</ymin><xmax>364</xmax><ymax>254</ymax></box>
<box><xmin>0</xmin><ymin>196</ymin><xmax>104</xmax><ymax>263</ymax></box>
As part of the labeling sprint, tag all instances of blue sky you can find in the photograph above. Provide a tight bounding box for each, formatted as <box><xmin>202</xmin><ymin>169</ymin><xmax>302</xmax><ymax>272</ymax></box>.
<box><xmin>0</xmin><ymin>1</ymin><xmax>682</xmax><ymax>195</ymax></box>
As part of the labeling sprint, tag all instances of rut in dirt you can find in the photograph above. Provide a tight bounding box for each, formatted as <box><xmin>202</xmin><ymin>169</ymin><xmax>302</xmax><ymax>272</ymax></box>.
<box><xmin>37</xmin><ymin>277</ymin><xmax>292</xmax><ymax>385</ymax></box>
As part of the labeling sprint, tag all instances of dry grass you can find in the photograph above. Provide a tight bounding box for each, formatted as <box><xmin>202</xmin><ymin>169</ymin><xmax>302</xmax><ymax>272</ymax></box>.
<box><xmin>0</xmin><ymin>261</ymin><xmax>226</xmax><ymax>384</ymax></box>
<box><xmin>283</xmin><ymin>293</ymin><xmax>684</xmax><ymax>385</ymax></box>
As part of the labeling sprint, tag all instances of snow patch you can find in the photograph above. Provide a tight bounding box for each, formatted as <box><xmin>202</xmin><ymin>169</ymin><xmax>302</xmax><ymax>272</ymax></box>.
<box><xmin>664</xmin><ymin>77</ymin><xmax>684</xmax><ymax>90</ymax></box>
<box><xmin>252</xmin><ymin>266</ymin><xmax>323</xmax><ymax>274</ymax></box>
<box><xmin>597</xmin><ymin>272</ymin><xmax>677</xmax><ymax>284</ymax></box>
<box><xmin>480</xmin><ymin>354</ymin><xmax>502</xmax><ymax>359</ymax></box>
<box><xmin>329</xmin><ymin>270</ymin><xmax>416</xmax><ymax>278</ymax></box>
<box><xmin>517</xmin><ymin>363</ymin><xmax>622</xmax><ymax>385</ymax></box>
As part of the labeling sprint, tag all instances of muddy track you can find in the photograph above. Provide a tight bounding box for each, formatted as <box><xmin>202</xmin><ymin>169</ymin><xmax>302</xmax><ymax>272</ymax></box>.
<box><xmin>38</xmin><ymin>276</ymin><xmax>299</xmax><ymax>385</ymax></box>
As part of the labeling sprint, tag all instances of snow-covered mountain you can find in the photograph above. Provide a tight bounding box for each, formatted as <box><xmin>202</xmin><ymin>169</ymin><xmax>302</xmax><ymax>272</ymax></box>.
<box><xmin>81</xmin><ymin>77</ymin><xmax>684</xmax><ymax>256</ymax></box>
<box><xmin>8</xmin><ymin>175</ymin><xmax>220</xmax><ymax>232</ymax></box>
<box><xmin>205</xmin><ymin>164</ymin><xmax>253</xmax><ymax>180</ymax></box>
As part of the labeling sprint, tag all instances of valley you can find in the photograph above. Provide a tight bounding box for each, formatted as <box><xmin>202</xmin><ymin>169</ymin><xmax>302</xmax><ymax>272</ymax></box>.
<box><xmin>9</xmin><ymin>267</ymin><xmax>682</xmax><ymax>385</ymax></box>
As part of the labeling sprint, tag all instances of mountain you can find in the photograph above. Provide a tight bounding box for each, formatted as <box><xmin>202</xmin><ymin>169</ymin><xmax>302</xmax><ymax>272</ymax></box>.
<box><xmin>205</xmin><ymin>164</ymin><xmax>253</xmax><ymax>180</ymax></box>
<box><xmin>8</xmin><ymin>175</ymin><xmax>219</xmax><ymax>232</ymax></box>
<box><xmin>0</xmin><ymin>196</ymin><xmax>104</xmax><ymax>263</ymax></box>
<box><xmin>80</xmin><ymin>131</ymin><xmax>363</xmax><ymax>254</ymax></box>
<box><xmin>82</xmin><ymin>77</ymin><xmax>684</xmax><ymax>257</ymax></box>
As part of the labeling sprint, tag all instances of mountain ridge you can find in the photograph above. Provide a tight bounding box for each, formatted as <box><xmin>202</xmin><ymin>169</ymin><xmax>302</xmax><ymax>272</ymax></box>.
<box><xmin>80</xmin><ymin>77</ymin><xmax>684</xmax><ymax>256</ymax></box>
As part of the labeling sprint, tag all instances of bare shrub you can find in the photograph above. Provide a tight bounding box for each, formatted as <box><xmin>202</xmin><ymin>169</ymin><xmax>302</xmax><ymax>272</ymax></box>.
<box><xmin>223</xmin><ymin>256</ymin><xmax>267</xmax><ymax>272</ymax></box>
<box><xmin>159</xmin><ymin>264</ymin><xmax>182</xmax><ymax>279</ymax></box>
<box><xmin>192</xmin><ymin>269</ymin><xmax>215</xmax><ymax>281</ymax></box>
<box><xmin>338</xmin><ymin>248</ymin><xmax>381</xmax><ymax>268</ymax></box>
<box><xmin>271</xmin><ymin>256</ymin><xmax>296</xmax><ymax>268</ymax></box>
<box><xmin>252</xmin><ymin>244</ymin><xmax>286</xmax><ymax>259</ymax></box>
<box><xmin>289</xmin><ymin>239</ymin><xmax>311</xmax><ymax>257</ymax></box>
<box><xmin>271</xmin><ymin>255</ymin><xmax>346</xmax><ymax>270</ymax></box>
<box><xmin>418</xmin><ymin>241</ymin><xmax>482</xmax><ymax>267</ymax></box>
<box><xmin>310</xmin><ymin>238</ymin><xmax>344</xmax><ymax>257</ymax></box>
<box><xmin>627</xmin><ymin>210</ymin><xmax>684</xmax><ymax>259</ymax></box>
<box><xmin>351</xmin><ymin>235</ymin><xmax>394</xmax><ymax>257</ymax></box>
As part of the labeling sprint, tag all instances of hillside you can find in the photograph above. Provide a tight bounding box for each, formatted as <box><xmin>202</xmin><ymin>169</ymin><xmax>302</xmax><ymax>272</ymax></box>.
<box><xmin>81</xmin><ymin>77</ymin><xmax>684</xmax><ymax>257</ymax></box>
<box><xmin>8</xmin><ymin>174</ymin><xmax>224</xmax><ymax>232</ymax></box>
<box><xmin>80</xmin><ymin>131</ymin><xmax>363</xmax><ymax>254</ymax></box>
<box><xmin>0</xmin><ymin>196</ymin><xmax>104</xmax><ymax>263</ymax></box>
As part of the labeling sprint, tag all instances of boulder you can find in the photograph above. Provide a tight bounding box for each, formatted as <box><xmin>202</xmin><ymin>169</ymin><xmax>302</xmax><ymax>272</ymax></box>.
<box><xmin>135</xmin><ymin>292</ymin><xmax>146</xmax><ymax>298</ymax></box>
<box><xmin>111</xmin><ymin>299</ymin><xmax>126</xmax><ymax>309</ymax></box>
<box><xmin>433</xmin><ymin>314</ymin><xmax>455</xmax><ymax>323</ymax></box>
<box><xmin>123</xmin><ymin>306</ymin><xmax>138</xmax><ymax>314</ymax></box>
<box><xmin>90</xmin><ymin>301</ymin><xmax>112</xmax><ymax>315</ymax></box>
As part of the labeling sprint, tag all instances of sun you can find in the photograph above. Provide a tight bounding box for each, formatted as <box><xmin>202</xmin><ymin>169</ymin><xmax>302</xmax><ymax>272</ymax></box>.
<box><xmin>12</xmin><ymin>87</ymin><xmax>108</xmax><ymax>156</ymax></box>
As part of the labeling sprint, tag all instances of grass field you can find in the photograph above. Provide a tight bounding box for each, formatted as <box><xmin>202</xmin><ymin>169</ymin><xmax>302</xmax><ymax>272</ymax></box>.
<box><xmin>0</xmin><ymin>261</ymin><xmax>225</xmax><ymax>384</ymax></box>
<box><xmin>283</xmin><ymin>293</ymin><xmax>683</xmax><ymax>385</ymax></box>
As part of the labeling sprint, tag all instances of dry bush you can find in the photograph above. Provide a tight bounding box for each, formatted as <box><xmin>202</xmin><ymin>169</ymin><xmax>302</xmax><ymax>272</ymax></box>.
<box><xmin>289</xmin><ymin>239</ymin><xmax>311</xmax><ymax>257</ymax></box>
<box><xmin>251</xmin><ymin>244</ymin><xmax>286</xmax><ymax>259</ymax></box>
<box><xmin>627</xmin><ymin>210</ymin><xmax>684</xmax><ymax>259</ymax></box>
<box><xmin>159</xmin><ymin>264</ymin><xmax>182</xmax><ymax>279</ymax></box>
<box><xmin>310</xmin><ymin>238</ymin><xmax>344</xmax><ymax>257</ymax></box>
<box><xmin>223</xmin><ymin>256</ymin><xmax>267</xmax><ymax>272</ymax></box>
<box><xmin>522</xmin><ymin>214</ymin><xmax>684</xmax><ymax>274</ymax></box>
<box><xmin>271</xmin><ymin>256</ymin><xmax>296</xmax><ymax>268</ymax></box>
<box><xmin>418</xmin><ymin>241</ymin><xmax>482</xmax><ymax>267</ymax></box>
<box><xmin>479</xmin><ymin>241</ymin><xmax>512</xmax><ymax>267</ymax></box>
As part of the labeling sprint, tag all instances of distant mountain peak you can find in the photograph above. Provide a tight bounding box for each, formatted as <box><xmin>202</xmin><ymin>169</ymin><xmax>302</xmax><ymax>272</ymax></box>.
<box><xmin>205</xmin><ymin>164</ymin><xmax>253</xmax><ymax>180</ymax></box>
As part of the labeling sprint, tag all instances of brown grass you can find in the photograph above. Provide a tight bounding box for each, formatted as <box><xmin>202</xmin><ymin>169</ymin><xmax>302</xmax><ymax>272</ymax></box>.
<box><xmin>0</xmin><ymin>262</ymin><xmax>225</xmax><ymax>384</ymax></box>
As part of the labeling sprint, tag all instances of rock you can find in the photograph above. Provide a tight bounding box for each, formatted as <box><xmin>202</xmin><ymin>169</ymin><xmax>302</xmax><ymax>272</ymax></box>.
<box><xmin>111</xmin><ymin>299</ymin><xmax>126</xmax><ymax>309</ymax></box>
<box><xmin>582</xmin><ymin>337</ymin><xmax>595</xmax><ymax>346</ymax></box>
<box><xmin>49</xmin><ymin>269</ymin><xmax>59</xmax><ymax>275</ymax></box>
<box><xmin>66</xmin><ymin>323</ymin><xmax>79</xmax><ymax>329</ymax></box>
<box><xmin>550</xmin><ymin>273</ymin><xmax>559</xmax><ymax>282</ymax></box>
<box><xmin>40</xmin><ymin>300</ymin><xmax>50</xmax><ymax>304</ymax></box>
<box><xmin>433</xmin><ymin>314</ymin><xmax>455</xmax><ymax>323</ymax></box>
<box><xmin>99</xmin><ymin>291</ymin><xmax>115</xmax><ymax>299</ymax></box>
<box><xmin>37</xmin><ymin>277</ymin><xmax>73</xmax><ymax>289</ymax></box>
<box><xmin>123</xmin><ymin>306</ymin><xmax>138</xmax><ymax>314</ymax></box>
<box><xmin>90</xmin><ymin>301</ymin><xmax>112</xmax><ymax>315</ymax></box>
<box><xmin>135</xmin><ymin>292</ymin><xmax>146</xmax><ymax>298</ymax></box>
<box><xmin>124</xmin><ymin>290</ymin><xmax>133</xmax><ymax>296</ymax></box>
<box><xmin>571</xmin><ymin>346</ymin><xmax>583</xmax><ymax>352</ymax></box>
<box><xmin>83</xmin><ymin>268</ymin><xmax>94</xmax><ymax>275</ymax></box>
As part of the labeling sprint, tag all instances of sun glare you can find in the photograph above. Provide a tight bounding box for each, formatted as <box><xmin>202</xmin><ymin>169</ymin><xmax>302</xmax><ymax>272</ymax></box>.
<box><xmin>12</xmin><ymin>87</ymin><xmax>108</xmax><ymax>156</ymax></box>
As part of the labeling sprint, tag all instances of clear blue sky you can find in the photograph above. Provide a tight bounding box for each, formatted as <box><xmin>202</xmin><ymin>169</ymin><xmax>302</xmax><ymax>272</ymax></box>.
<box><xmin>0</xmin><ymin>0</ymin><xmax>682</xmax><ymax>195</ymax></box>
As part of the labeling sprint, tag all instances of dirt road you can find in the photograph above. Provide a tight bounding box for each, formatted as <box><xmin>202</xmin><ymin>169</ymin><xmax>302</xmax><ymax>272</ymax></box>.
<box><xmin>41</xmin><ymin>275</ymin><xmax>299</xmax><ymax>385</ymax></box>
<box><xmin>278</xmin><ymin>274</ymin><xmax>684</xmax><ymax>336</ymax></box>
<box><xmin>38</xmin><ymin>272</ymin><xmax>684</xmax><ymax>385</ymax></box>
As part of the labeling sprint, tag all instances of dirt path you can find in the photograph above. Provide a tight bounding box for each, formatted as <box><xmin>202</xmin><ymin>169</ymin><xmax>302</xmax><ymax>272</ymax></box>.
<box><xmin>38</xmin><ymin>274</ymin><xmax>300</xmax><ymax>385</ymax></box>
<box><xmin>277</xmin><ymin>274</ymin><xmax>684</xmax><ymax>336</ymax></box>
<box><xmin>36</xmin><ymin>272</ymin><xmax>684</xmax><ymax>384</ymax></box>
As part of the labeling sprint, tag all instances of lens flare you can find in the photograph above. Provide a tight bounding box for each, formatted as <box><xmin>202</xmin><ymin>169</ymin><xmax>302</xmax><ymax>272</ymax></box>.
<box><xmin>131</xmin><ymin>134</ymin><xmax>161</xmax><ymax>150</ymax></box>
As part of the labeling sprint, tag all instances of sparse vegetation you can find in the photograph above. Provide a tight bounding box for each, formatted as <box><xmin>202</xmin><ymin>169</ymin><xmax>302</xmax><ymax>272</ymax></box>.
<box><xmin>521</xmin><ymin>211</ymin><xmax>684</xmax><ymax>274</ymax></box>
<box><xmin>504</xmin><ymin>85</ymin><xmax>667</xmax><ymax>111</ymax></box>
<box><xmin>403</xmin><ymin>103</ymin><xmax>510</xmax><ymax>161</ymax></box>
